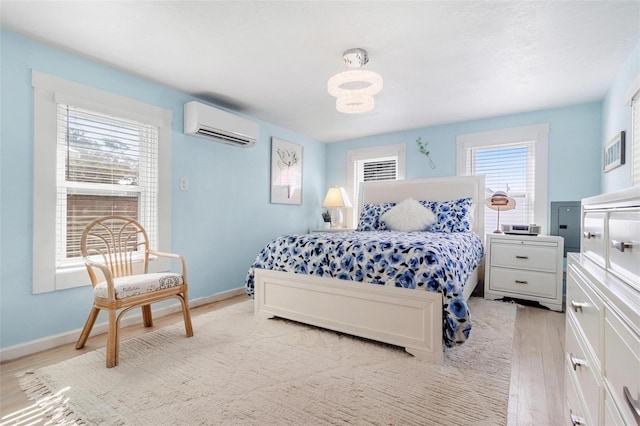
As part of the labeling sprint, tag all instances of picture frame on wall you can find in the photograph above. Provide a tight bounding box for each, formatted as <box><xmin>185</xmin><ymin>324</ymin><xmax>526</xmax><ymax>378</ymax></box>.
<box><xmin>603</xmin><ymin>131</ymin><xmax>625</xmax><ymax>173</ymax></box>
<box><xmin>270</xmin><ymin>137</ymin><xmax>303</xmax><ymax>204</ymax></box>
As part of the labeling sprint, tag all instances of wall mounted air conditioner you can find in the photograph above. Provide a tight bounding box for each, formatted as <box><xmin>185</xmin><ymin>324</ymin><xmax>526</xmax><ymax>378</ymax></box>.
<box><xmin>184</xmin><ymin>101</ymin><xmax>258</xmax><ymax>148</ymax></box>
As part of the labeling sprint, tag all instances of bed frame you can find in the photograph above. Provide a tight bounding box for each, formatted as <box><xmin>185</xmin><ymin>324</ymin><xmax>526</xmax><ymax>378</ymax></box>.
<box><xmin>253</xmin><ymin>175</ymin><xmax>485</xmax><ymax>364</ymax></box>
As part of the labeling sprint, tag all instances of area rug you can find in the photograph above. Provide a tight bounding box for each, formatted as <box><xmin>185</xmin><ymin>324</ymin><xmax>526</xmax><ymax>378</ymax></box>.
<box><xmin>19</xmin><ymin>297</ymin><xmax>516</xmax><ymax>425</ymax></box>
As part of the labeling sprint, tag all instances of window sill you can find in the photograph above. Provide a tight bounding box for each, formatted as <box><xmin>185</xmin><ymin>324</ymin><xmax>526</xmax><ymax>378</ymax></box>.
<box><xmin>53</xmin><ymin>256</ymin><xmax>168</xmax><ymax>291</ymax></box>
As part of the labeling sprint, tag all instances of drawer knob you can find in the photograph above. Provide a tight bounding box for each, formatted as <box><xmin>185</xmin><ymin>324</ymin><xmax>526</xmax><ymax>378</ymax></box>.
<box><xmin>569</xmin><ymin>409</ymin><xmax>585</xmax><ymax>425</ymax></box>
<box><xmin>515</xmin><ymin>255</ymin><xmax>529</xmax><ymax>260</ymax></box>
<box><xmin>612</xmin><ymin>239</ymin><xmax>633</xmax><ymax>253</ymax></box>
<box><xmin>583</xmin><ymin>231</ymin><xmax>599</xmax><ymax>239</ymax></box>
<box><xmin>515</xmin><ymin>280</ymin><xmax>528</xmax><ymax>285</ymax></box>
<box><xmin>623</xmin><ymin>386</ymin><xmax>640</xmax><ymax>417</ymax></box>
<box><xmin>569</xmin><ymin>353</ymin><xmax>587</xmax><ymax>371</ymax></box>
<box><xmin>570</xmin><ymin>300</ymin><xmax>587</xmax><ymax>313</ymax></box>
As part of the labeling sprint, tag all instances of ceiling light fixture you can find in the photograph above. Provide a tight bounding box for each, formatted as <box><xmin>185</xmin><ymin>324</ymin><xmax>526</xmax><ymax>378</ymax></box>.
<box><xmin>328</xmin><ymin>48</ymin><xmax>383</xmax><ymax>114</ymax></box>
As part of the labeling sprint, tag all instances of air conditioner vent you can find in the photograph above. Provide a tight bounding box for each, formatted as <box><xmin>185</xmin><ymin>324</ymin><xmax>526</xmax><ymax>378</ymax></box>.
<box><xmin>194</xmin><ymin>128</ymin><xmax>254</xmax><ymax>146</ymax></box>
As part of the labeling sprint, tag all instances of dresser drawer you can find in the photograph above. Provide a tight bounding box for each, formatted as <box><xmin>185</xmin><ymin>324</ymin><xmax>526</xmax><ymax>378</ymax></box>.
<box><xmin>604</xmin><ymin>387</ymin><xmax>626</xmax><ymax>426</ymax></box>
<box><xmin>490</xmin><ymin>241</ymin><xmax>558</xmax><ymax>272</ymax></box>
<box><xmin>489</xmin><ymin>267</ymin><xmax>557</xmax><ymax>298</ymax></box>
<box><xmin>566</xmin><ymin>363</ymin><xmax>593</xmax><ymax>426</ymax></box>
<box><xmin>566</xmin><ymin>315</ymin><xmax>602</xmax><ymax>424</ymax></box>
<box><xmin>582</xmin><ymin>211</ymin><xmax>606</xmax><ymax>267</ymax></box>
<box><xmin>608</xmin><ymin>209</ymin><xmax>640</xmax><ymax>291</ymax></box>
<box><xmin>604</xmin><ymin>309</ymin><xmax>640</xmax><ymax>426</ymax></box>
<box><xmin>567</xmin><ymin>264</ymin><xmax>604</xmax><ymax>364</ymax></box>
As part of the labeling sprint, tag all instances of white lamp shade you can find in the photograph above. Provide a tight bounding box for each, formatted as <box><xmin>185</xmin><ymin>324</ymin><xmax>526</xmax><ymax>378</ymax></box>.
<box><xmin>323</xmin><ymin>187</ymin><xmax>352</xmax><ymax>208</ymax></box>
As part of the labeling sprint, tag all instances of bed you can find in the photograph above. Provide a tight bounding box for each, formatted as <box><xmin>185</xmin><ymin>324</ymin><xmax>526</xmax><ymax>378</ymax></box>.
<box><xmin>245</xmin><ymin>175</ymin><xmax>485</xmax><ymax>364</ymax></box>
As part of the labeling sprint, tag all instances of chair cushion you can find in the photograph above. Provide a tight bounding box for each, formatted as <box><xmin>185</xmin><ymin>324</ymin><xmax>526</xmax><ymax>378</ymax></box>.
<box><xmin>94</xmin><ymin>273</ymin><xmax>184</xmax><ymax>299</ymax></box>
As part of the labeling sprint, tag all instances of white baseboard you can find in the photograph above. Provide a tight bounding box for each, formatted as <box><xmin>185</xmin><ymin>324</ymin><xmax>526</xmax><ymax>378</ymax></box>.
<box><xmin>0</xmin><ymin>287</ymin><xmax>247</xmax><ymax>363</ymax></box>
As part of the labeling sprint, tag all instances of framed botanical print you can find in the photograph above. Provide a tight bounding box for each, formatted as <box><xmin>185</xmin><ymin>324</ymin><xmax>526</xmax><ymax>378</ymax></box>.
<box><xmin>270</xmin><ymin>137</ymin><xmax>302</xmax><ymax>204</ymax></box>
<box><xmin>603</xmin><ymin>131</ymin><xmax>625</xmax><ymax>173</ymax></box>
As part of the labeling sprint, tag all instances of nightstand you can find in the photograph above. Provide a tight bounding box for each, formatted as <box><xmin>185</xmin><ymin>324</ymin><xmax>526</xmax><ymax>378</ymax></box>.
<box><xmin>309</xmin><ymin>228</ymin><xmax>355</xmax><ymax>233</ymax></box>
<box><xmin>484</xmin><ymin>233</ymin><xmax>564</xmax><ymax>311</ymax></box>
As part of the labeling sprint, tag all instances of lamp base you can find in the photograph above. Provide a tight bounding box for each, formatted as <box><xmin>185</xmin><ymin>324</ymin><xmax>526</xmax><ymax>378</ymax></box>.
<box><xmin>330</xmin><ymin>208</ymin><xmax>344</xmax><ymax>229</ymax></box>
<box><xmin>492</xmin><ymin>229</ymin><xmax>503</xmax><ymax>234</ymax></box>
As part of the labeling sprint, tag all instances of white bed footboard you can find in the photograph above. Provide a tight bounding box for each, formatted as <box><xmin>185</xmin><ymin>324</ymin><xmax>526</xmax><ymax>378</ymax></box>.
<box><xmin>254</xmin><ymin>268</ymin><xmax>444</xmax><ymax>364</ymax></box>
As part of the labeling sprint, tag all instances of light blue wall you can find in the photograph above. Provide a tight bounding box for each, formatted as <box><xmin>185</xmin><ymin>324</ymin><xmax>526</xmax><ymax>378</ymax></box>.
<box><xmin>327</xmin><ymin>102</ymin><xmax>603</xmax><ymax>207</ymax></box>
<box><xmin>3</xmin><ymin>29</ymin><xmax>637</xmax><ymax>353</ymax></box>
<box><xmin>602</xmin><ymin>43</ymin><xmax>639</xmax><ymax>193</ymax></box>
<box><xmin>0</xmin><ymin>31</ymin><xmax>326</xmax><ymax>349</ymax></box>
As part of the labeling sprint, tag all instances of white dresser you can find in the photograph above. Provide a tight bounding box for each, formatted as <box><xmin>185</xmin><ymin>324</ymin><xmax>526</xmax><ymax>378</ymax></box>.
<box><xmin>484</xmin><ymin>233</ymin><xmax>564</xmax><ymax>312</ymax></box>
<box><xmin>565</xmin><ymin>186</ymin><xmax>640</xmax><ymax>426</ymax></box>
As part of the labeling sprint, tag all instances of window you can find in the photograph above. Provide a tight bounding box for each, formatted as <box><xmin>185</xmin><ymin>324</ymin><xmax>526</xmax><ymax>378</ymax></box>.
<box><xmin>359</xmin><ymin>157</ymin><xmax>398</xmax><ymax>182</ymax></box>
<box><xmin>56</xmin><ymin>105</ymin><xmax>158</xmax><ymax>266</ymax></box>
<box><xmin>632</xmin><ymin>95</ymin><xmax>640</xmax><ymax>185</ymax></box>
<box><xmin>456</xmin><ymin>124</ymin><xmax>549</xmax><ymax>234</ymax></box>
<box><xmin>627</xmin><ymin>75</ymin><xmax>640</xmax><ymax>185</ymax></box>
<box><xmin>32</xmin><ymin>71</ymin><xmax>172</xmax><ymax>293</ymax></box>
<box><xmin>346</xmin><ymin>144</ymin><xmax>406</xmax><ymax>227</ymax></box>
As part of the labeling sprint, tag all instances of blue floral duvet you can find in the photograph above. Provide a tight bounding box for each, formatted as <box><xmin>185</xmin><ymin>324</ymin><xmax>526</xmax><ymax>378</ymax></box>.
<box><xmin>245</xmin><ymin>231</ymin><xmax>484</xmax><ymax>347</ymax></box>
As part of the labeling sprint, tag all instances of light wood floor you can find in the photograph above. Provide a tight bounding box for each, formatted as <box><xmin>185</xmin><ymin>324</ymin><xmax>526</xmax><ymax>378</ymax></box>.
<box><xmin>0</xmin><ymin>296</ymin><xmax>566</xmax><ymax>425</ymax></box>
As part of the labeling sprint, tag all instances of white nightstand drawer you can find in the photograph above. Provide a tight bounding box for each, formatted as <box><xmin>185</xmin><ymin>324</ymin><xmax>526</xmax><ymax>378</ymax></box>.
<box><xmin>604</xmin><ymin>309</ymin><xmax>640</xmax><ymax>426</ymax></box>
<box><xmin>567</xmin><ymin>264</ymin><xmax>603</xmax><ymax>364</ymax></box>
<box><xmin>489</xmin><ymin>267</ymin><xmax>557</xmax><ymax>298</ymax></box>
<box><xmin>582</xmin><ymin>211</ymin><xmax>606</xmax><ymax>267</ymax></box>
<box><xmin>566</xmin><ymin>315</ymin><xmax>602</xmax><ymax>424</ymax></box>
<box><xmin>608</xmin><ymin>209</ymin><xmax>640</xmax><ymax>291</ymax></box>
<box><xmin>490</xmin><ymin>242</ymin><xmax>558</xmax><ymax>272</ymax></box>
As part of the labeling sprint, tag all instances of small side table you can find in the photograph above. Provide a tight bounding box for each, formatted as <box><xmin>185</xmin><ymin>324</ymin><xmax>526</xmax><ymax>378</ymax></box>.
<box><xmin>484</xmin><ymin>233</ymin><xmax>564</xmax><ymax>311</ymax></box>
<box><xmin>309</xmin><ymin>228</ymin><xmax>355</xmax><ymax>233</ymax></box>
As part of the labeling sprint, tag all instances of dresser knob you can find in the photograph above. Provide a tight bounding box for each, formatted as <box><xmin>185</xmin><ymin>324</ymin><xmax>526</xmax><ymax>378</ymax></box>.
<box><xmin>569</xmin><ymin>409</ymin><xmax>585</xmax><ymax>425</ymax></box>
<box><xmin>515</xmin><ymin>255</ymin><xmax>529</xmax><ymax>260</ymax></box>
<box><xmin>583</xmin><ymin>231</ymin><xmax>598</xmax><ymax>239</ymax></box>
<box><xmin>612</xmin><ymin>239</ymin><xmax>633</xmax><ymax>253</ymax></box>
<box><xmin>623</xmin><ymin>386</ymin><xmax>640</xmax><ymax>417</ymax></box>
<box><xmin>570</xmin><ymin>300</ymin><xmax>587</xmax><ymax>313</ymax></box>
<box><xmin>569</xmin><ymin>353</ymin><xmax>587</xmax><ymax>371</ymax></box>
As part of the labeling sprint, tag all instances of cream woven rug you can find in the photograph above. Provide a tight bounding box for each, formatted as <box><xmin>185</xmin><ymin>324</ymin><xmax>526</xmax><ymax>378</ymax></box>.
<box><xmin>20</xmin><ymin>297</ymin><xmax>516</xmax><ymax>425</ymax></box>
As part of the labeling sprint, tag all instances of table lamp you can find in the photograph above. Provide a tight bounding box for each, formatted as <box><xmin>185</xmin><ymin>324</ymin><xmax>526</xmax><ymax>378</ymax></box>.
<box><xmin>485</xmin><ymin>191</ymin><xmax>516</xmax><ymax>233</ymax></box>
<box><xmin>323</xmin><ymin>186</ymin><xmax>352</xmax><ymax>228</ymax></box>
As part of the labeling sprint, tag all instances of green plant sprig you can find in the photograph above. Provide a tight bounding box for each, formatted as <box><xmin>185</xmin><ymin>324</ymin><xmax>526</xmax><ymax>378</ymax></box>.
<box><xmin>416</xmin><ymin>137</ymin><xmax>437</xmax><ymax>169</ymax></box>
<box><xmin>416</xmin><ymin>137</ymin><xmax>430</xmax><ymax>156</ymax></box>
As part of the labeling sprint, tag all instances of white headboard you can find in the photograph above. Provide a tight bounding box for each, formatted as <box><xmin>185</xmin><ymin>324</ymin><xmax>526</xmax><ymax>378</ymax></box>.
<box><xmin>358</xmin><ymin>175</ymin><xmax>485</xmax><ymax>236</ymax></box>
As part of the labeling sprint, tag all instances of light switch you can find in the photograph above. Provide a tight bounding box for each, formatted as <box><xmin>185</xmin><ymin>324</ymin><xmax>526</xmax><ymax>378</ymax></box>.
<box><xmin>180</xmin><ymin>177</ymin><xmax>189</xmax><ymax>191</ymax></box>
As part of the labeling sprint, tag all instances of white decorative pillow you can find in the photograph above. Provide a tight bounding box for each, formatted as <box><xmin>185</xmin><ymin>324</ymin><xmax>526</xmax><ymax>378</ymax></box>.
<box><xmin>381</xmin><ymin>198</ymin><xmax>436</xmax><ymax>232</ymax></box>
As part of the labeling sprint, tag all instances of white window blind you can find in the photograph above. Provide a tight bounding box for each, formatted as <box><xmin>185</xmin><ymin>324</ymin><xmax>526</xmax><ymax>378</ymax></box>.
<box><xmin>354</xmin><ymin>156</ymin><xmax>398</xmax><ymax>206</ymax></box>
<box><xmin>632</xmin><ymin>95</ymin><xmax>640</xmax><ymax>185</ymax></box>
<box><xmin>55</xmin><ymin>104</ymin><xmax>158</xmax><ymax>266</ymax></box>
<box><xmin>362</xmin><ymin>157</ymin><xmax>397</xmax><ymax>182</ymax></box>
<box><xmin>465</xmin><ymin>141</ymin><xmax>535</xmax><ymax>232</ymax></box>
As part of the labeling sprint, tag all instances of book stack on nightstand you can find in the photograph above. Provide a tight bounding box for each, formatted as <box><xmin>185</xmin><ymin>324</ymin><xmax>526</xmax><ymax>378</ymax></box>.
<box><xmin>484</xmin><ymin>233</ymin><xmax>564</xmax><ymax>312</ymax></box>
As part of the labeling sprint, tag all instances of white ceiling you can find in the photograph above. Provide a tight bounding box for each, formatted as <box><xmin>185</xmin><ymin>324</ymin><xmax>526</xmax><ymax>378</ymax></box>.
<box><xmin>1</xmin><ymin>1</ymin><xmax>639</xmax><ymax>142</ymax></box>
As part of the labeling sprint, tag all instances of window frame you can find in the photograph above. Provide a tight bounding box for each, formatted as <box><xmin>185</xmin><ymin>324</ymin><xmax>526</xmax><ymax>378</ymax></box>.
<box><xmin>32</xmin><ymin>71</ymin><xmax>173</xmax><ymax>294</ymax></box>
<box><xmin>456</xmin><ymin>124</ymin><xmax>549</xmax><ymax>234</ymax></box>
<box><xmin>624</xmin><ymin>73</ymin><xmax>640</xmax><ymax>186</ymax></box>
<box><xmin>346</xmin><ymin>144</ymin><xmax>406</xmax><ymax>227</ymax></box>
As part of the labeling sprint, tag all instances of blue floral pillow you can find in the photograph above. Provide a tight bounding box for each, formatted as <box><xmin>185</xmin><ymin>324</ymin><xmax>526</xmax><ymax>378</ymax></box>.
<box><xmin>420</xmin><ymin>197</ymin><xmax>473</xmax><ymax>233</ymax></box>
<box><xmin>356</xmin><ymin>202</ymin><xmax>395</xmax><ymax>231</ymax></box>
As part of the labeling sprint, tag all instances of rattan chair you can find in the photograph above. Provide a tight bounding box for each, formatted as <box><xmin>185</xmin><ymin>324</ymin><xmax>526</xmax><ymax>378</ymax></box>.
<box><xmin>76</xmin><ymin>215</ymin><xmax>193</xmax><ymax>368</ymax></box>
